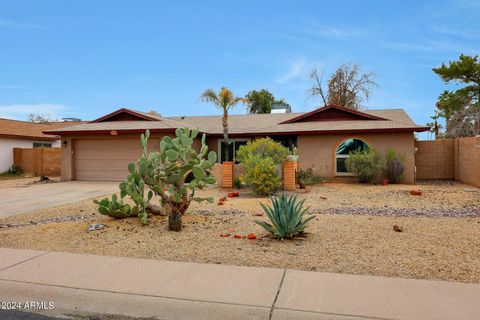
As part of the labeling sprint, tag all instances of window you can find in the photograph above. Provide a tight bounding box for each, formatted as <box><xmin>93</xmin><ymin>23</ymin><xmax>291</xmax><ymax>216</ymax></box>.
<box><xmin>218</xmin><ymin>139</ymin><xmax>249</xmax><ymax>163</ymax></box>
<box><xmin>33</xmin><ymin>142</ymin><xmax>52</xmax><ymax>148</ymax></box>
<box><xmin>335</xmin><ymin>138</ymin><xmax>369</xmax><ymax>175</ymax></box>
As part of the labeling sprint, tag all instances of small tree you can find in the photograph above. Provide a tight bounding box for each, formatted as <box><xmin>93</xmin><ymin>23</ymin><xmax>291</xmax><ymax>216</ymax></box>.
<box><xmin>94</xmin><ymin>128</ymin><xmax>217</xmax><ymax>231</ymax></box>
<box><xmin>28</xmin><ymin>113</ymin><xmax>53</xmax><ymax>123</ymax></box>
<box><xmin>236</xmin><ymin>138</ymin><xmax>289</xmax><ymax>195</ymax></box>
<box><xmin>345</xmin><ymin>148</ymin><xmax>382</xmax><ymax>183</ymax></box>
<box><xmin>308</xmin><ymin>63</ymin><xmax>377</xmax><ymax>110</ymax></box>
<box><xmin>432</xmin><ymin>54</ymin><xmax>480</xmax><ymax>137</ymax></box>
<box><xmin>245</xmin><ymin>89</ymin><xmax>284</xmax><ymax>114</ymax></box>
<box><xmin>384</xmin><ymin>149</ymin><xmax>405</xmax><ymax>184</ymax></box>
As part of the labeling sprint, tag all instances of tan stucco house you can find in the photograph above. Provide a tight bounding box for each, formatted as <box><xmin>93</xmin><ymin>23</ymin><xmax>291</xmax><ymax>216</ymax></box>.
<box><xmin>44</xmin><ymin>104</ymin><xmax>429</xmax><ymax>183</ymax></box>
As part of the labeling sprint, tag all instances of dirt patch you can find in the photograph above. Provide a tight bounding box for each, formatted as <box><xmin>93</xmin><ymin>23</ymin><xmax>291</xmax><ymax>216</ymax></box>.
<box><xmin>0</xmin><ymin>176</ymin><xmax>61</xmax><ymax>189</ymax></box>
<box><xmin>0</xmin><ymin>182</ymin><xmax>479</xmax><ymax>283</ymax></box>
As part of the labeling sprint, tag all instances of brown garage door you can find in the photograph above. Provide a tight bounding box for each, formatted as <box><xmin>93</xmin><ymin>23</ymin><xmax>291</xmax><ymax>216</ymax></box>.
<box><xmin>74</xmin><ymin>138</ymin><xmax>159</xmax><ymax>181</ymax></box>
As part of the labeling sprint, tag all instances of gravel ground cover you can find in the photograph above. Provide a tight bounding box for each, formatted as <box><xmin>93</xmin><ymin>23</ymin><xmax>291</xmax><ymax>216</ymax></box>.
<box><xmin>0</xmin><ymin>182</ymin><xmax>479</xmax><ymax>283</ymax></box>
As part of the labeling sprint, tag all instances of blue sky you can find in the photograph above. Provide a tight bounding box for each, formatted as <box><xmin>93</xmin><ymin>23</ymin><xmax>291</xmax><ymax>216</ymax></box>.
<box><xmin>0</xmin><ymin>0</ymin><xmax>478</xmax><ymax>139</ymax></box>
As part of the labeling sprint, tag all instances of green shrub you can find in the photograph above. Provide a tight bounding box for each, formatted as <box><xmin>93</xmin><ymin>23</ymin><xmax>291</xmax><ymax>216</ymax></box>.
<box><xmin>385</xmin><ymin>149</ymin><xmax>405</xmax><ymax>183</ymax></box>
<box><xmin>297</xmin><ymin>167</ymin><xmax>323</xmax><ymax>185</ymax></box>
<box><xmin>345</xmin><ymin>148</ymin><xmax>382</xmax><ymax>183</ymax></box>
<box><xmin>234</xmin><ymin>177</ymin><xmax>242</xmax><ymax>189</ymax></box>
<box><xmin>237</xmin><ymin>138</ymin><xmax>289</xmax><ymax>195</ymax></box>
<box><xmin>255</xmin><ymin>193</ymin><xmax>314</xmax><ymax>239</ymax></box>
<box><xmin>8</xmin><ymin>164</ymin><xmax>23</xmax><ymax>175</ymax></box>
<box><xmin>241</xmin><ymin>156</ymin><xmax>281</xmax><ymax>195</ymax></box>
<box><xmin>236</xmin><ymin>137</ymin><xmax>289</xmax><ymax>165</ymax></box>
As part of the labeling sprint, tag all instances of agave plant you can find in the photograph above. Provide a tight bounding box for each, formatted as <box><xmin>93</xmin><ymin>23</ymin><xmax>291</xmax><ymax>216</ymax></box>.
<box><xmin>255</xmin><ymin>193</ymin><xmax>314</xmax><ymax>238</ymax></box>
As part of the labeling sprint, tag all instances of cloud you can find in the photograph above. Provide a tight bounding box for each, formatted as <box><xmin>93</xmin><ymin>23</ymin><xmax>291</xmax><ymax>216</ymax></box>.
<box><xmin>0</xmin><ymin>19</ymin><xmax>45</xmax><ymax>30</ymax></box>
<box><xmin>0</xmin><ymin>103</ymin><xmax>71</xmax><ymax>121</ymax></box>
<box><xmin>274</xmin><ymin>57</ymin><xmax>312</xmax><ymax>84</ymax></box>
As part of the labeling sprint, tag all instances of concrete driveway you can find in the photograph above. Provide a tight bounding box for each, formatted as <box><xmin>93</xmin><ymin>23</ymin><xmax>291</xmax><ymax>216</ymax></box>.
<box><xmin>0</xmin><ymin>181</ymin><xmax>118</xmax><ymax>218</ymax></box>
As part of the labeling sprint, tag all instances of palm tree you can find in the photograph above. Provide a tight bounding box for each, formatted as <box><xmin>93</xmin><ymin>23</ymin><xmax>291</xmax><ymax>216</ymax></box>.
<box><xmin>200</xmin><ymin>87</ymin><xmax>245</xmax><ymax>162</ymax></box>
<box><xmin>426</xmin><ymin>112</ymin><xmax>443</xmax><ymax>140</ymax></box>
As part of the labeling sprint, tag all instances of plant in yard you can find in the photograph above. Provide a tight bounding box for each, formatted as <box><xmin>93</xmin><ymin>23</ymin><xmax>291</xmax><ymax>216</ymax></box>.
<box><xmin>236</xmin><ymin>138</ymin><xmax>289</xmax><ymax>195</ymax></box>
<box><xmin>200</xmin><ymin>87</ymin><xmax>246</xmax><ymax>162</ymax></box>
<box><xmin>297</xmin><ymin>167</ymin><xmax>323</xmax><ymax>186</ymax></box>
<box><xmin>93</xmin><ymin>194</ymin><xmax>137</xmax><ymax>219</ymax></box>
<box><xmin>94</xmin><ymin>128</ymin><xmax>217</xmax><ymax>231</ymax></box>
<box><xmin>8</xmin><ymin>164</ymin><xmax>23</xmax><ymax>175</ymax></box>
<box><xmin>345</xmin><ymin>148</ymin><xmax>382</xmax><ymax>183</ymax></box>
<box><xmin>255</xmin><ymin>193</ymin><xmax>314</xmax><ymax>239</ymax></box>
<box><xmin>384</xmin><ymin>148</ymin><xmax>405</xmax><ymax>184</ymax></box>
<box><xmin>234</xmin><ymin>177</ymin><xmax>242</xmax><ymax>189</ymax></box>
<box><xmin>243</xmin><ymin>157</ymin><xmax>282</xmax><ymax>195</ymax></box>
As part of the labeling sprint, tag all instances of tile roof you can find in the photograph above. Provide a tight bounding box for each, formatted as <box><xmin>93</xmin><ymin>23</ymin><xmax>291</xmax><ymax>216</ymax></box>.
<box><xmin>44</xmin><ymin>107</ymin><xmax>429</xmax><ymax>136</ymax></box>
<box><xmin>0</xmin><ymin>118</ymin><xmax>84</xmax><ymax>140</ymax></box>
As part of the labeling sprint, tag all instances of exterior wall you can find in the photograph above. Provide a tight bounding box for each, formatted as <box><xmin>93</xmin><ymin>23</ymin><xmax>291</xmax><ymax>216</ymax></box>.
<box><xmin>414</xmin><ymin>137</ymin><xmax>480</xmax><ymax>187</ymax></box>
<box><xmin>297</xmin><ymin>132</ymin><xmax>416</xmax><ymax>184</ymax></box>
<box><xmin>455</xmin><ymin>136</ymin><xmax>480</xmax><ymax>187</ymax></box>
<box><xmin>206</xmin><ymin>138</ymin><xmax>219</xmax><ymax>158</ymax></box>
<box><xmin>0</xmin><ymin>138</ymin><xmax>60</xmax><ymax>173</ymax></box>
<box><xmin>415</xmin><ymin>139</ymin><xmax>455</xmax><ymax>179</ymax></box>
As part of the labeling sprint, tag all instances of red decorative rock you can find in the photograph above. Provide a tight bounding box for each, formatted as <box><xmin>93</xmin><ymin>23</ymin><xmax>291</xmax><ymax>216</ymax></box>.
<box><xmin>410</xmin><ymin>190</ymin><xmax>422</xmax><ymax>196</ymax></box>
<box><xmin>247</xmin><ymin>233</ymin><xmax>257</xmax><ymax>240</ymax></box>
<box><xmin>220</xmin><ymin>233</ymin><xmax>231</xmax><ymax>237</ymax></box>
<box><xmin>227</xmin><ymin>192</ymin><xmax>240</xmax><ymax>198</ymax></box>
<box><xmin>393</xmin><ymin>225</ymin><xmax>404</xmax><ymax>232</ymax></box>
<box><xmin>219</xmin><ymin>197</ymin><xmax>227</xmax><ymax>202</ymax></box>
<box><xmin>217</xmin><ymin>201</ymin><xmax>224</xmax><ymax>205</ymax></box>
<box><xmin>234</xmin><ymin>234</ymin><xmax>242</xmax><ymax>239</ymax></box>
<box><xmin>382</xmin><ymin>179</ymin><xmax>389</xmax><ymax>186</ymax></box>
<box><xmin>253</xmin><ymin>212</ymin><xmax>264</xmax><ymax>216</ymax></box>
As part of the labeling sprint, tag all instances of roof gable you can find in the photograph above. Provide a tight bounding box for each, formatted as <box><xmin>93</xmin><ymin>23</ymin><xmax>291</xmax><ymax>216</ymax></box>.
<box><xmin>91</xmin><ymin>108</ymin><xmax>160</xmax><ymax>123</ymax></box>
<box><xmin>280</xmin><ymin>105</ymin><xmax>388</xmax><ymax>124</ymax></box>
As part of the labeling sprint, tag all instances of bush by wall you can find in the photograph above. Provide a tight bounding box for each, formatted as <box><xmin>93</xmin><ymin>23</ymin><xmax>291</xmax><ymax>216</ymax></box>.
<box><xmin>237</xmin><ymin>138</ymin><xmax>289</xmax><ymax>195</ymax></box>
<box><xmin>297</xmin><ymin>167</ymin><xmax>323</xmax><ymax>186</ymax></box>
<box><xmin>345</xmin><ymin>148</ymin><xmax>382</xmax><ymax>183</ymax></box>
<box><xmin>385</xmin><ymin>148</ymin><xmax>405</xmax><ymax>183</ymax></box>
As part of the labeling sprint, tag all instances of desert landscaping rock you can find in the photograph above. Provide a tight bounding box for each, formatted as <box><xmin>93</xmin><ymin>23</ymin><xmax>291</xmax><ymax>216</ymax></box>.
<box><xmin>0</xmin><ymin>182</ymin><xmax>479</xmax><ymax>284</ymax></box>
<box><xmin>322</xmin><ymin>206</ymin><xmax>480</xmax><ymax>217</ymax></box>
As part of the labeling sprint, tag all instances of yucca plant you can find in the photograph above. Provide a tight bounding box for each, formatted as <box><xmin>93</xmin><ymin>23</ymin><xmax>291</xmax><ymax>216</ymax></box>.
<box><xmin>255</xmin><ymin>193</ymin><xmax>314</xmax><ymax>239</ymax></box>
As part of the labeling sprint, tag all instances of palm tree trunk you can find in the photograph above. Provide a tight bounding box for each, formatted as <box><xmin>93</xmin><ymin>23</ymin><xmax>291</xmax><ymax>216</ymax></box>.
<box><xmin>222</xmin><ymin>114</ymin><xmax>229</xmax><ymax>162</ymax></box>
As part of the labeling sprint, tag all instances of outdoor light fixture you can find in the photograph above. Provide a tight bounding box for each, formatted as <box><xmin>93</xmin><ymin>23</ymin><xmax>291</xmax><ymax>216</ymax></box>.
<box><xmin>62</xmin><ymin>140</ymin><xmax>68</xmax><ymax>147</ymax></box>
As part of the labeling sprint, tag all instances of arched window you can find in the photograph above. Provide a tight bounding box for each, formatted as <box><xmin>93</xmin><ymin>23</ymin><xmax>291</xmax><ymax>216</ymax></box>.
<box><xmin>335</xmin><ymin>138</ymin><xmax>369</xmax><ymax>175</ymax></box>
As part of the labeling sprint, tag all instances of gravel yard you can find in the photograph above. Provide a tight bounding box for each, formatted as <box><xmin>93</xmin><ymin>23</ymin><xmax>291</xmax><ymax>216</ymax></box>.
<box><xmin>0</xmin><ymin>182</ymin><xmax>479</xmax><ymax>283</ymax></box>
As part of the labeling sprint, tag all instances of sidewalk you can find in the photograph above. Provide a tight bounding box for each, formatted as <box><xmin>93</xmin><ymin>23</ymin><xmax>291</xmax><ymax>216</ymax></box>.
<box><xmin>0</xmin><ymin>248</ymin><xmax>479</xmax><ymax>320</ymax></box>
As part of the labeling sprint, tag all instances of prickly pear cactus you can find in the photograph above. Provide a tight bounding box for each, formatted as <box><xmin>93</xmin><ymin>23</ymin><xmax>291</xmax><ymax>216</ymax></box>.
<box><xmin>93</xmin><ymin>127</ymin><xmax>217</xmax><ymax>230</ymax></box>
<box><xmin>93</xmin><ymin>193</ymin><xmax>137</xmax><ymax>219</ymax></box>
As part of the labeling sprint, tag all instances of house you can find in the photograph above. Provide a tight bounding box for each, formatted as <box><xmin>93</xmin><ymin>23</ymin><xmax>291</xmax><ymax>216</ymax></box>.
<box><xmin>0</xmin><ymin>118</ymin><xmax>82</xmax><ymax>173</ymax></box>
<box><xmin>44</xmin><ymin>105</ymin><xmax>429</xmax><ymax>183</ymax></box>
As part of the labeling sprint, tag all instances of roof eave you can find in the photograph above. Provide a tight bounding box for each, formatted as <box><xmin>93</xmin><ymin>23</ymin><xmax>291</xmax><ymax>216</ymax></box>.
<box><xmin>0</xmin><ymin>134</ymin><xmax>59</xmax><ymax>141</ymax></box>
<box><xmin>208</xmin><ymin>126</ymin><xmax>430</xmax><ymax>137</ymax></box>
<box><xmin>43</xmin><ymin>128</ymin><xmax>178</xmax><ymax>136</ymax></box>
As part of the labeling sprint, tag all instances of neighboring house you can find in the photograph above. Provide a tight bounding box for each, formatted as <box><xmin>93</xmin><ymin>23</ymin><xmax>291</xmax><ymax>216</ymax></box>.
<box><xmin>44</xmin><ymin>105</ymin><xmax>429</xmax><ymax>183</ymax></box>
<box><xmin>0</xmin><ymin>118</ymin><xmax>82</xmax><ymax>173</ymax></box>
